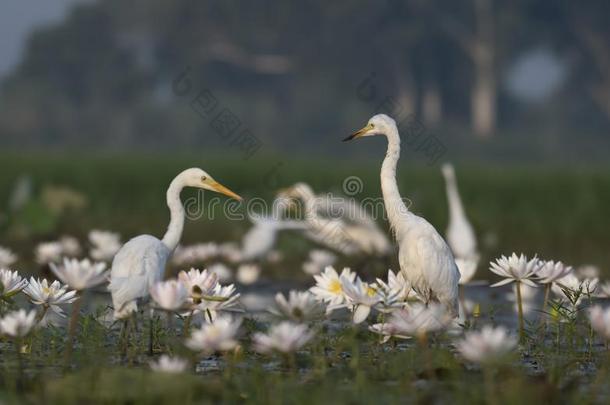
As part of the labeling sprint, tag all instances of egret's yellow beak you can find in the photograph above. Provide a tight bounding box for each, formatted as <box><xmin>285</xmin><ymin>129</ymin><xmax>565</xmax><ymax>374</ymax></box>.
<box><xmin>343</xmin><ymin>123</ymin><xmax>374</xmax><ymax>142</ymax></box>
<box><xmin>210</xmin><ymin>181</ymin><xmax>242</xmax><ymax>201</ymax></box>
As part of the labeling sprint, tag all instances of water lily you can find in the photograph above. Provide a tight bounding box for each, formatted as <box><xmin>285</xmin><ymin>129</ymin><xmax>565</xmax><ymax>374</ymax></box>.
<box><xmin>309</xmin><ymin>266</ymin><xmax>356</xmax><ymax>307</ymax></box>
<box><xmin>536</xmin><ymin>260</ymin><xmax>573</xmax><ymax>284</ymax></box>
<box><xmin>150</xmin><ymin>280</ymin><xmax>188</xmax><ymax>311</ymax></box>
<box><xmin>337</xmin><ymin>276</ymin><xmax>381</xmax><ymax>323</ymax></box>
<box><xmin>178</xmin><ymin>268</ymin><xmax>218</xmax><ymax>304</ymax></box>
<box><xmin>253</xmin><ymin>321</ymin><xmax>314</xmax><ymax>354</ymax></box>
<box><xmin>269</xmin><ymin>290</ymin><xmax>325</xmax><ymax>322</ymax></box>
<box><xmin>196</xmin><ymin>283</ymin><xmax>242</xmax><ymax>321</ymax></box>
<box><xmin>489</xmin><ymin>253</ymin><xmax>540</xmax><ymax>287</ymax></box>
<box><xmin>457</xmin><ymin>326</ymin><xmax>517</xmax><ymax>364</ymax></box>
<box><xmin>150</xmin><ymin>355</ymin><xmax>189</xmax><ymax>373</ymax></box>
<box><xmin>236</xmin><ymin>264</ymin><xmax>261</xmax><ymax>285</ymax></box>
<box><xmin>185</xmin><ymin>316</ymin><xmax>241</xmax><ymax>354</ymax></box>
<box><xmin>552</xmin><ymin>273</ymin><xmax>598</xmax><ymax>306</ymax></box>
<box><xmin>50</xmin><ymin>257</ymin><xmax>109</xmax><ymax>290</ymax></box>
<box><xmin>0</xmin><ymin>269</ymin><xmax>27</xmax><ymax>298</ymax></box>
<box><xmin>88</xmin><ymin>230</ymin><xmax>121</xmax><ymax>261</ymax></box>
<box><xmin>23</xmin><ymin>277</ymin><xmax>77</xmax><ymax>316</ymax></box>
<box><xmin>0</xmin><ymin>246</ymin><xmax>17</xmax><ymax>268</ymax></box>
<box><xmin>378</xmin><ymin>303</ymin><xmax>450</xmax><ymax>338</ymax></box>
<box><xmin>0</xmin><ymin>309</ymin><xmax>37</xmax><ymax>337</ymax></box>
<box><xmin>589</xmin><ymin>305</ymin><xmax>610</xmax><ymax>341</ymax></box>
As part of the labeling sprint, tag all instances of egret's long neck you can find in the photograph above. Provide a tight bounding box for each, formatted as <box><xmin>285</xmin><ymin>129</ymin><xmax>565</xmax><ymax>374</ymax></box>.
<box><xmin>162</xmin><ymin>178</ymin><xmax>185</xmax><ymax>251</ymax></box>
<box><xmin>444</xmin><ymin>173</ymin><xmax>466</xmax><ymax>222</ymax></box>
<box><xmin>381</xmin><ymin>126</ymin><xmax>411</xmax><ymax>237</ymax></box>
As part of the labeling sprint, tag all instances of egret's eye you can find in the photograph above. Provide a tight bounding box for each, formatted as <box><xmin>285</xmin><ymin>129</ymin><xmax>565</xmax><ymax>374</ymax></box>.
<box><xmin>201</xmin><ymin>176</ymin><xmax>207</xmax><ymax>182</ymax></box>
<box><xmin>370</xmin><ymin>123</ymin><xmax>375</xmax><ymax>128</ymax></box>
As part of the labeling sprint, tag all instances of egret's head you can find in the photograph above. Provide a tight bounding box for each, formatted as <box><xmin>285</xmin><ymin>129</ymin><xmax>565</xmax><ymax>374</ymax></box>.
<box><xmin>277</xmin><ymin>182</ymin><xmax>314</xmax><ymax>200</ymax></box>
<box><xmin>180</xmin><ymin>168</ymin><xmax>242</xmax><ymax>201</ymax></box>
<box><xmin>343</xmin><ymin>114</ymin><xmax>397</xmax><ymax>142</ymax></box>
<box><xmin>441</xmin><ymin>163</ymin><xmax>455</xmax><ymax>179</ymax></box>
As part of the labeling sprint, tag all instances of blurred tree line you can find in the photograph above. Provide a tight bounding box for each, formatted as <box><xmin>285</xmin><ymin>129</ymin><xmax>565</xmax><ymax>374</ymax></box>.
<box><xmin>0</xmin><ymin>0</ymin><xmax>608</xmax><ymax>158</ymax></box>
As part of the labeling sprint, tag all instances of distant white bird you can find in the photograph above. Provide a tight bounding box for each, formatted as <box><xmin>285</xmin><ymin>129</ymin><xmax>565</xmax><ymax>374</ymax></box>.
<box><xmin>280</xmin><ymin>183</ymin><xmax>391</xmax><ymax>256</ymax></box>
<box><xmin>240</xmin><ymin>197</ymin><xmax>306</xmax><ymax>262</ymax></box>
<box><xmin>108</xmin><ymin>168</ymin><xmax>241</xmax><ymax>319</ymax></box>
<box><xmin>441</xmin><ymin>163</ymin><xmax>480</xmax><ymax>284</ymax></box>
<box><xmin>344</xmin><ymin>114</ymin><xmax>460</xmax><ymax>317</ymax></box>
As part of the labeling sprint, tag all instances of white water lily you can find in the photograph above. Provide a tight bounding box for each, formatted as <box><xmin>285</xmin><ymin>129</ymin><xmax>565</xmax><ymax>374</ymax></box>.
<box><xmin>23</xmin><ymin>277</ymin><xmax>77</xmax><ymax>316</ymax></box>
<box><xmin>196</xmin><ymin>283</ymin><xmax>242</xmax><ymax>321</ymax></box>
<box><xmin>88</xmin><ymin>230</ymin><xmax>121</xmax><ymax>261</ymax></box>
<box><xmin>598</xmin><ymin>282</ymin><xmax>610</xmax><ymax>299</ymax></box>
<box><xmin>35</xmin><ymin>242</ymin><xmax>64</xmax><ymax>265</ymax></box>
<box><xmin>178</xmin><ymin>268</ymin><xmax>218</xmax><ymax>303</ymax></box>
<box><xmin>236</xmin><ymin>264</ymin><xmax>261</xmax><ymax>285</ymax></box>
<box><xmin>552</xmin><ymin>273</ymin><xmax>598</xmax><ymax>305</ymax></box>
<box><xmin>302</xmin><ymin>249</ymin><xmax>337</xmax><ymax>275</ymax></box>
<box><xmin>50</xmin><ymin>257</ymin><xmax>109</xmax><ymax>290</ymax></box>
<box><xmin>457</xmin><ymin>326</ymin><xmax>517</xmax><ymax>364</ymax></box>
<box><xmin>253</xmin><ymin>321</ymin><xmax>314</xmax><ymax>354</ymax></box>
<box><xmin>185</xmin><ymin>316</ymin><xmax>241</xmax><ymax>353</ymax></box>
<box><xmin>489</xmin><ymin>253</ymin><xmax>540</xmax><ymax>287</ymax></box>
<box><xmin>374</xmin><ymin>269</ymin><xmax>410</xmax><ymax>312</ymax></box>
<box><xmin>0</xmin><ymin>269</ymin><xmax>27</xmax><ymax>297</ymax></box>
<box><xmin>309</xmin><ymin>266</ymin><xmax>356</xmax><ymax>307</ymax></box>
<box><xmin>172</xmin><ymin>243</ymin><xmax>220</xmax><ymax>265</ymax></box>
<box><xmin>535</xmin><ymin>260</ymin><xmax>573</xmax><ymax>284</ymax></box>
<box><xmin>337</xmin><ymin>276</ymin><xmax>381</xmax><ymax>324</ymax></box>
<box><xmin>378</xmin><ymin>303</ymin><xmax>450</xmax><ymax>338</ymax></box>
<box><xmin>60</xmin><ymin>236</ymin><xmax>81</xmax><ymax>256</ymax></box>
<box><xmin>269</xmin><ymin>290</ymin><xmax>325</xmax><ymax>322</ymax></box>
<box><xmin>589</xmin><ymin>305</ymin><xmax>610</xmax><ymax>340</ymax></box>
<box><xmin>150</xmin><ymin>355</ymin><xmax>189</xmax><ymax>373</ymax></box>
<box><xmin>208</xmin><ymin>262</ymin><xmax>233</xmax><ymax>283</ymax></box>
<box><xmin>150</xmin><ymin>280</ymin><xmax>188</xmax><ymax>311</ymax></box>
<box><xmin>0</xmin><ymin>309</ymin><xmax>37</xmax><ymax>337</ymax></box>
<box><xmin>0</xmin><ymin>247</ymin><xmax>17</xmax><ymax>268</ymax></box>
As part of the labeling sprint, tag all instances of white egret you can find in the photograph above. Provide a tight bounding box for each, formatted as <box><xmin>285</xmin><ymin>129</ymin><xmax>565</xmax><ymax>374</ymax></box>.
<box><xmin>240</xmin><ymin>196</ymin><xmax>307</xmax><ymax>262</ymax></box>
<box><xmin>343</xmin><ymin>114</ymin><xmax>460</xmax><ymax>317</ymax></box>
<box><xmin>108</xmin><ymin>168</ymin><xmax>241</xmax><ymax>319</ymax></box>
<box><xmin>441</xmin><ymin>163</ymin><xmax>480</xmax><ymax>284</ymax></box>
<box><xmin>280</xmin><ymin>183</ymin><xmax>391</xmax><ymax>256</ymax></box>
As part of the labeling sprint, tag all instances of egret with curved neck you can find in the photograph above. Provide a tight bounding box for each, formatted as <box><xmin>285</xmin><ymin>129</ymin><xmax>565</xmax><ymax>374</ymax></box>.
<box><xmin>441</xmin><ymin>163</ymin><xmax>479</xmax><ymax>284</ymax></box>
<box><xmin>109</xmin><ymin>168</ymin><xmax>241</xmax><ymax>319</ymax></box>
<box><xmin>343</xmin><ymin>114</ymin><xmax>460</xmax><ymax>316</ymax></box>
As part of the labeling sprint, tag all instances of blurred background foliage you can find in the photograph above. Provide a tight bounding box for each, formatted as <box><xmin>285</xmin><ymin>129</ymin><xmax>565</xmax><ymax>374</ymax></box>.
<box><xmin>0</xmin><ymin>0</ymin><xmax>608</xmax><ymax>162</ymax></box>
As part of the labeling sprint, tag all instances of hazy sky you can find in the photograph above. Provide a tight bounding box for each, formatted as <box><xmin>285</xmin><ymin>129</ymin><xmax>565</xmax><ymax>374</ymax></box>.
<box><xmin>0</xmin><ymin>0</ymin><xmax>88</xmax><ymax>78</ymax></box>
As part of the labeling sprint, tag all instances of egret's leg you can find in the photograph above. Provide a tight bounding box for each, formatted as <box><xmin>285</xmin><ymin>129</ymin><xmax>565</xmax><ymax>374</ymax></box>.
<box><xmin>148</xmin><ymin>309</ymin><xmax>154</xmax><ymax>356</ymax></box>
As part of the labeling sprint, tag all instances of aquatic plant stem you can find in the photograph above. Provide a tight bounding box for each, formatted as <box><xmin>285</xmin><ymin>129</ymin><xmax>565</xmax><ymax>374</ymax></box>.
<box><xmin>516</xmin><ymin>281</ymin><xmax>525</xmax><ymax>343</ymax></box>
<box><xmin>64</xmin><ymin>293</ymin><xmax>83</xmax><ymax>368</ymax></box>
<box><xmin>14</xmin><ymin>337</ymin><xmax>23</xmax><ymax>392</ymax></box>
<box><xmin>183</xmin><ymin>309</ymin><xmax>194</xmax><ymax>336</ymax></box>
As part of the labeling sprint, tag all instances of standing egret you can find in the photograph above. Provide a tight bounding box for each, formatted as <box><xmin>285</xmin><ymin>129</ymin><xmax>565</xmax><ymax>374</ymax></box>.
<box><xmin>108</xmin><ymin>168</ymin><xmax>241</xmax><ymax>319</ymax></box>
<box><xmin>343</xmin><ymin>114</ymin><xmax>460</xmax><ymax>317</ymax></box>
<box><xmin>240</xmin><ymin>196</ymin><xmax>307</xmax><ymax>262</ymax></box>
<box><xmin>441</xmin><ymin>163</ymin><xmax>480</xmax><ymax>284</ymax></box>
<box><xmin>279</xmin><ymin>183</ymin><xmax>391</xmax><ymax>257</ymax></box>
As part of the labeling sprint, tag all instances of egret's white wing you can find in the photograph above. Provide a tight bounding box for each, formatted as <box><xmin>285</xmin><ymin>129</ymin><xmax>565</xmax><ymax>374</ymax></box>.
<box><xmin>109</xmin><ymin>235</ymin><xmax>170</xmax><ymax>315</ymax></box>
